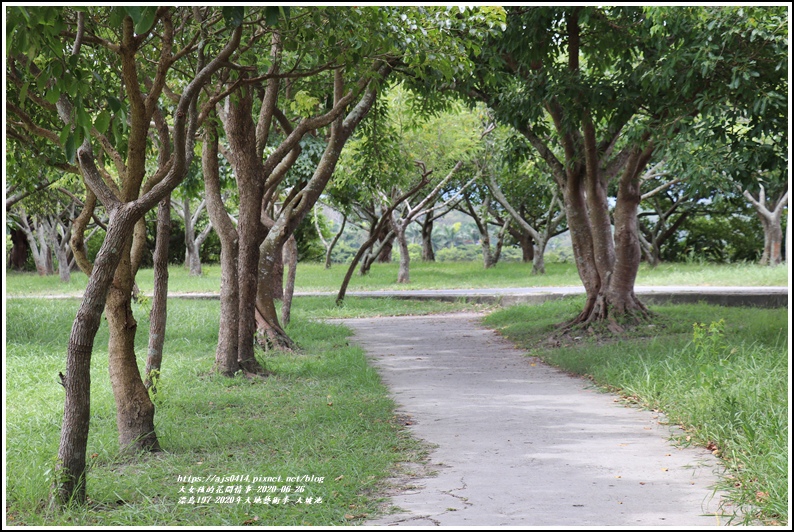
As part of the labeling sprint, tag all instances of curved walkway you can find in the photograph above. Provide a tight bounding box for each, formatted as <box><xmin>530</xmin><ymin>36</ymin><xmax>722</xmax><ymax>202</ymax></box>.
<box><xmin>338</xmin><ymin>312</ymin><xmax>732</xmax><ymax>527</ymax></box>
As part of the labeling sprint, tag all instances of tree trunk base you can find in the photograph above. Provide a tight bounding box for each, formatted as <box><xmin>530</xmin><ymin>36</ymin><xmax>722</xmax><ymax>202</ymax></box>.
<box><xmin>255</xmin><ymin>325</ymin><xmax>297</xmax><ymax>352</ymax></box>
<box><xmin>559</xmin><ymin>292</ymin><xmax>653</xmax><ymax>336</ymax></box>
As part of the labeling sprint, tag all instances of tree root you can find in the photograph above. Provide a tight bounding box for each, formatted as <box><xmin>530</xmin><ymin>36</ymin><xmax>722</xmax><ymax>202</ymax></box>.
<box><xmin>554</xmin><ymin>292</ymin><xmax>655</xmax><ymax>341</ymax></box>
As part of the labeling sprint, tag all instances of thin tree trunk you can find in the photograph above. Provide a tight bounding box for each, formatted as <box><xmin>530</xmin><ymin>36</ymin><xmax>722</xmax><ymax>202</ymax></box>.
<box><xmin>393</xmin><ymin>216</ymin><xmax>411</xmax><ymax>284</ymax></box>
<box><xmin>492</xmin><ymin>218</ymin><xmax>510</xmax><ymax>266</ymax></box>
<box><xmin>255</xmin><ymin>237</ymin><xmax>295</xmax><ymax>351</ymax></box>
<box><xmin>145</xmin><ymin>195</ymin><xmax>171</xmax><ymax>390</ymax></box>
<box><xmin>324</xmin><ymin>213</ymin><xmax>346</xmax><ymax>268</ymax></box>
<box><xmin>421</xmin><ymin>214</ymin><xmax>435</xmax><ymax>261</ymax></box>
<box><xmin>281</xmin><ymin>234</ymin><xmax>298</xmax><ymax>327</ymax></box>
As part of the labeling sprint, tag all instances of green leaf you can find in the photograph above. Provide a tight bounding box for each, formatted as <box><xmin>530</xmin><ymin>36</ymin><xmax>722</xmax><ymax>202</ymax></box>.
<box><xmin>19</xmin><ymin>82</ymin><xmax>29</xmax><ymax>106</ymax></box>
<box><xmin>265</xmin><ymin>6</ymin><xmax>281</xmax><ymax>27</ymax></box>
<box><xmin>59</xmin><ymin>124</ymin><xmax>71</xmax><ymax>146</ymax></box>
<box><xmin>135</xmin><ymin>7</ymin><xmax>157</xmax><ymax>34</ymax></box>
<box><xmin>44</xmin><ymin>88</ymin><xmax>60</xmax><ymax>105</ymax></box>
<box><xmin>64</xmin><ymin>132</ymin><xmax>76</xmax><ymax>164</ymax></box>
<box><xmin>94</xmin><ymin>110</ymin><xmax>111</xmax><ymax>134</ymax></box>
<box><xmin>109</xmin><ymin>7</ymin><xmax>126</xmax><ymax>27</ymax></box>
<box><xmin>76</xmin><ymin>107</ymin><xmax>91</xmax><ymax>129</ymax></box>
<box><xmin>107</xmin><ymin>96</ymin><xmax>122</xmax><ymax>113</ymax></box>
<box><xmin>222</xmin><ymin>6</ymin><xmax>245</xmax><ymax>28</ymax></box>
<box><xmin>123</xmin><ymin>6</ymin><xmax>142</xmax><ymax>24</ymax></box>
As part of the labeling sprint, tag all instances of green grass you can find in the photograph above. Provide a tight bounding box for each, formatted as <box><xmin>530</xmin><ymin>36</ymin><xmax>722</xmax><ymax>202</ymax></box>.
<box><xmin>5</xmin><ymin>296</ymin><xmax>481</xmax><ymax>526</ymax></box>
<box><xmin>4</xmin><ymin>260</ymin><xmax>789</xmax><ymax>525</ymax></box>
<box><xmin>5</xmin><ymin>259</ymin><xmax>789</xmax><ymax>297</ymax></box>
<box><xmin>483</xmin><ymin>299</ymin><xmax>789</xmax><ymax>526</ymax></box>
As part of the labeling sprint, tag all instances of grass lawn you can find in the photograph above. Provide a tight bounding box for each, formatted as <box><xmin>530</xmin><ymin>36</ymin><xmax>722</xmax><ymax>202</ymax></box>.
<box><xmin>5</xmin><ymin>259</ymin><xmax>790</xmax><ymax>297</ymax></box>
<box><xmin>484</xmin><ymin>299</ymin><xmax>789</xmax><ymax>526</ymax></box>
<box><xmin>4</xmin><ymin>296</ymin><xmax>490</xmax><ymax>526</ymax></box>
<box><xmin>4</xmin><ymin>260</ymin><xmax>789</xmax><ymax>525</ymax></box>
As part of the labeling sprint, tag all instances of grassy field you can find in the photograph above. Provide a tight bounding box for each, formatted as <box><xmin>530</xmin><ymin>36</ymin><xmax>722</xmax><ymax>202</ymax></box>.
<box><xmin>5</xmin><ymin>259</ymin><xmax>790</xmax><ymax>296</ymax></box>
<box><xmin>4</xmin><ymin>261</ymin><xmax>790</xmax><ymax>525</ymax></box>
<box><xmin>484</xmin><ymin>299</ymin><xmax>789</xmax><ymax>526</ymax></box>
<box><xmin>5</xmin><ymin>296</ymin><xmax>491</xmax><ymax>526</ymax></box>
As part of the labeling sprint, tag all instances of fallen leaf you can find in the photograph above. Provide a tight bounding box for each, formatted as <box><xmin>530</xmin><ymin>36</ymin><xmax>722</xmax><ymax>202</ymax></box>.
<box><xmin>639</xmin><ymin>482</ymin><xmax>646</xmax><ymax>485</ymax></box>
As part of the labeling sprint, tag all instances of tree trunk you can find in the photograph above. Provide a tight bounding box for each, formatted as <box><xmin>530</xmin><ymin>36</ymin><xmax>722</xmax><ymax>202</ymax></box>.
<box><xmin>43</xmin><ymin>217</ymin><xmax>72</xmax><ymax>283</ymax></box>
<box><xmin>106</xmin><ymin>236</ymin><xmax>161</xmax><ymax>453</ymax></box>
<box><xmin>255</xmin><ymin>237</ymin><xmax>295</xmax><ymax>352</ymax></box>
<box><xmin>52</xmin><ymin>210</ymin><xmax>140</xmax><ymax>507</ymax></box>
<box><xmin>393</xmin><ymin>216</ymin><xmax>411</xmax><ymax>284</ymax></box>
<box><xmin>145</xmin><ymin>196</ymin><xmax>171</xmax><ymax>391</ymax></box>
<box><xmin>270</xmin><ymin>242</ymin><xmax>285</xmax><ymax>300</ymax></box>
<box><xmin>492</xmin><ymin>218</ymin><xmax>510</xmax><ymax>266</ymax></box>
<box><xmin>563</xmin><ymin>146</ymin><xmax>653</xmax><ymax>332</ymax></box>
<box><xmin>324</xmin><ymin>213</ymin><xmax>346</xmax><ymax>268</ymax></box>
<box><xmin>186</xmin><ymin>239</ymin><xmax>202</xmax><ymax>276</ymax></box>
<box><xmin>481</xmin><ymin>232</ymin><xmax>494</xmax><ymax>268</ymax></box>
<box><xmin>421</xmin><ymin>215</ymin><xmax>435</xmax><ymax>261</ymax></box>
<box><xmin>743</xmin><ymin>186</ymin><xmax>787</xmax><ymax>266</ymax></box>
<box><xmin>533</xmin><ymin>238</ymin><xmax>547</xmax><ymax>275</ymax></box>
<box><xmin>377</xmin><ymin>223</ymin><xmax>393</xmax><ymax>263</ymax></box>
<box><xmin>508</xmin><ymin>226</ymin><xmax>534</xmax><ymax>264</ymax></box>
<box><xmin>280</xmin><ymin>235</ymin><xmax>298</xmax><ymax>327</ymax></box>
<box><xmin>18</xmin><ymin>213</ymin><xmax>50</xmax><ymax>276</ymax></box>
<box><xmin>236</xmin><ymin>192</ymin><xmax>269</xmax><ymax>370</ymax></box>
<box><xmin>9</xmin><ymin>228</ymin><xmax>29</xmax><ymax>270</ymax></box>
<box><xmin>203</xmin><ymin>125</ymin><xmax>241</xmax><ymax>376</ymax></box>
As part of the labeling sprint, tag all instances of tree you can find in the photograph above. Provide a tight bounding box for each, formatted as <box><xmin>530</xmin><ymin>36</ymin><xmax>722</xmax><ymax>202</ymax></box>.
<box><xmin>7</xmin><ymin>6</ymin><xmax>242</xmax><ymax>505</ymax></box>
<box><xmin>466</xmin><ymin>6</ymin><xmax>788</xmax><ymax>330</ymax></box>
<box><xmin>171</xmin><ymin>164</ymin><xmax>214</xmax><ymax>276</ymax></box>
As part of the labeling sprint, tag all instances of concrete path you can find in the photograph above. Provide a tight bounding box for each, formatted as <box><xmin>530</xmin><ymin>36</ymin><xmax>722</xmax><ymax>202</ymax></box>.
<box><xmin>337</xmin><ymin>313</ymin><xmax>731</xmax><ymax>527</ymax></box>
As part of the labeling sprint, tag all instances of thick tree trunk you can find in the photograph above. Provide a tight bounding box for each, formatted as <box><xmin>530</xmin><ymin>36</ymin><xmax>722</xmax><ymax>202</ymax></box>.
<box><xmin>377</xmin><ymin>223</ymin><xmax>393</xmax><ymax>263</ymax></box>
<box><xmin>561</xmin><ymin>173</ymin><xmax>602</xmax><ymax>323</ymax></box>
<box><xmin>186</xmin><ymin>239</ymin><xmax>202</xmax><ymax>276</ymax></box>
<box><xmin>533</xmin><ymin>239</ymin><xmax>547</xmax><ymax>275</ymax></box>
<box><xmin>421</xmin><ymin>215</ymin><xmax>435</xmax><ymax>261</ymax></box>
<box><xmin>509</xmin><ymin>226</ymin><xmax>534</xmax><ymax>264</ymax></box>
<box><xmin>145</xmin><ymin>196</ymin><xmax>171</xmax><ymax>390</ymax></box>
<box><xmin>203</xmin><ymin>125</ymin><xmax>241</xmax><ymax>376</ymax></box>
<box><xmin>237</xmin><ymin>193</ymin><xmax>269</xmax><ymax>370</ymax></box>
<box><xmin>481</xmin><ymin>230</ymin><xmax>494</xmax><ymax>269</ymax></box>
<box><xmin>563</xmin><ymin>147</ymin><xmax>652</xmax><ymax>332</ymax></box>
<box><xmin>106</xmin><ymin>237</ymin><xmax>161</xmax><ymax>453</ymax></box>
<box><xmin>9</xmin><ymin>228</ymin><xmax>29</xmax><ymax>270</ymax></box>
<box><xmin>53</xmin><ymin>211</ymin><xmax>139</xmax><ymax>507</ymax></box>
